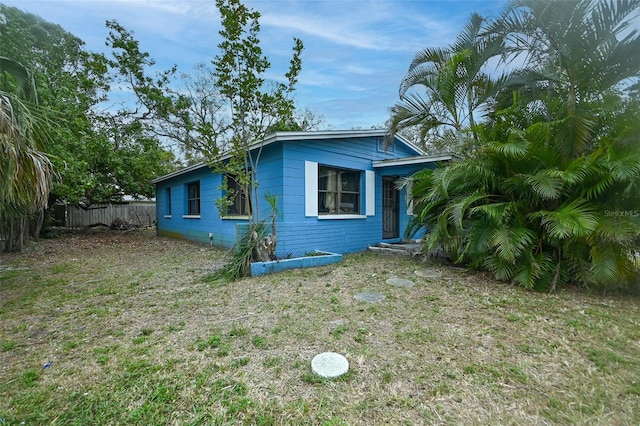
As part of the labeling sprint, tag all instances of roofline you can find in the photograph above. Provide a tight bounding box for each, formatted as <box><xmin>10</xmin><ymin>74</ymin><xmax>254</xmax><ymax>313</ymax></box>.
<box><xmin>391</xmin><ymin>133</ymin><xmax>426</xmax><ymax>156</ymax></box>
<box><xmin>255</xmin><ymin>129</ymin><xmax>423</xmax><ymax>155</ymax></box>
<box><xmin>152</xmin><ymin>130</ymin><xmax>426</xmax><ymax>184</ymax></box>
<box><xmin>151</xmin><ymin>161</ymin><xmax>207</xmax><ymax>184</ymax></box>
<box><xmin>372</xmin><ymin>153</ymin><xmax>455</xmax><ymax>168</ymax></box>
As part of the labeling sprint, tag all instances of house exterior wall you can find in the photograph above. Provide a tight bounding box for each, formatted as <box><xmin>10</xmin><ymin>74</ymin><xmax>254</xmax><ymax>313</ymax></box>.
<box><xmin>156</xmin><ymin>166</ymin><xmax>224</xmax><ymax>245</ymax></box>
<box><xmin>154</xmin><ymin>134</ymin><xmax>437</xmax><ymax>256</ymax></box>
<box><xmin>275</xmin><ymin>136</ymin><xmax>423</xmax><ymax>256</ymax></box>
<box><xmin>155</xmin><ymin>144</ymin><xmax>285</xmax><ymax>248</ymax></box>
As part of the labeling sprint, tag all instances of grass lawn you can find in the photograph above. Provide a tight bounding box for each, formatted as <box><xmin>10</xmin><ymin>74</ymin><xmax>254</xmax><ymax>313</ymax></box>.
<box><xmin>1</xmin><ymin>229</ymin><xmax>639</xmax><ymax>425</ymax></box>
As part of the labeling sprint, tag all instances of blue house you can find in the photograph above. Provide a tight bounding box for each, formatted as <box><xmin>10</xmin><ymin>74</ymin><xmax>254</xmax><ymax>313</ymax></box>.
<box><xmin>152</xmin><ymin>130</ymin><xmax>452</xmax><ymax>257</ymax></box>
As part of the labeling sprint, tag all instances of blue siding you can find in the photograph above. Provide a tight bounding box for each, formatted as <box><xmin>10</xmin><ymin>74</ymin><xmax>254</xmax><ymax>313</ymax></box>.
<box><xmin>155</xmin><ymin>133</ymin><xmax>440</xmax><ymax>256</ymax></box>
<box><xmin>156</xmin><ymin>144</ymin><xmax>285</xmax><ymax>248</ymax></box>
<box><xmin>155</xmin><ymin>167</ymin><xmax>241</xmax><ymax>247</ymax></box>
<box><xmin>376</xmin><ymin>163</ymin><xmax>437</xmax><ymax>242</ymax></box>
<box><xmin>275</xmin><ymin>136</ymin><xmax>430</xmax><ymax>256</ymax></box>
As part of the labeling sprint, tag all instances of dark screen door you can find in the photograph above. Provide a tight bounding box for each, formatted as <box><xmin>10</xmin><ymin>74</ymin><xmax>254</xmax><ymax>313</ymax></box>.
<box><xmin>382</xmin><ymin>177</ymin><xmax>399</xmax><ymax>239</ymax></box>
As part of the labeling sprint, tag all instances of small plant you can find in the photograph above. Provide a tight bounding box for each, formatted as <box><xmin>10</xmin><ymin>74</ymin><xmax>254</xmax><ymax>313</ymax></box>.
<box><xmin>93</xmin><ymin>347</ymin><xmax>115</xmax><ymax>365</ymax></box>
<box><xmin>230</xmin><ymin>357</ymin><xmax>250</xmax><ymax>369</ymax></box>
<box><xmin>0</xmin><ymin>340</ymin><xmax>17</xmax><ymax>351</ymax></box>
<box><xmin>381</xmin><ymin>369</ymin><xmax>392</xmax><ymax>384</ymax></box>
<box><xmin>587</xmin><ymin>348</ymin><xmax>627</xmax><ymax>372</ymax></box>
<box><xmin>263</xmin><ymin>356</ymin><xmax>282</xmax><ymax>368</ymax></box>
<box><xmin>331</xmin><ymin>325</ymin><xmax>348</xmax><ymax>340</ymax></box>
<box><xmin>51</xmin><ymin>264</ymin><xmax>69</xmax><ymax>274</ymax></box>
<box><xmin>22</xmin><ymin>369</ymin><xmax>40</xmax><ymax>387</ymax></box>
<box><xmin>196</xmin><ymin>335</ymin><xmax>222</xmax><ymax>351</ymax></box>
<box><xmin>132</xmin><ymin>336</ymin><xmax>146</xmax><ymax>345</ymax></box>
<box><xmin>228</xmin><ymin>326</ymin><xmax>248</xmax><ymax>338</ymax></box>
<box><xmin>207</xmin><ymin>194</ymin><xmax>281</xmax><ymax>281</ymax></box>
<box><xmin>165</xmin><ymin>323</ymin><xmax>182</xmax><ymax>333</ymax></box>
<box><xmin>251</xmin><ymin>335</ymin><xmax>267</xmax><ymax>348</ymax></box>
<box><xmin>301</xmin><ymin>372</ymin><xmax>326</xmax><ymax>384</ymax></box>
<box><xmin>302</xmin><ymin>370</ymin><xmax>353</xmax><ymax>384</ymax></box>
<box><xmin>96</xmin><ymin>355</ymin><xmax>110</xmax><ymax>365</ymax></box>
<box><xmin>217</xmin><ymin>343</ymin><xmax>232</xmax><ymax>357</ymax></box>
<box><xmin>304</xmin><ymin>251</ymin><xmax>325</xmax><ymax>257</ymax></box>
<box><xmin>354</xmin><ymin>328</ymin><xmax>368</xmax><ymax>344</ymax></box>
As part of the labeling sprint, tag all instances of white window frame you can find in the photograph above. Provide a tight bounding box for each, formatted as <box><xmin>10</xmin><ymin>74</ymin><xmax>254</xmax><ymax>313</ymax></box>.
<box><xmin>305</xmin><ymin>161</ymin><xmax>374</xmax><ymax>218</ymax></box>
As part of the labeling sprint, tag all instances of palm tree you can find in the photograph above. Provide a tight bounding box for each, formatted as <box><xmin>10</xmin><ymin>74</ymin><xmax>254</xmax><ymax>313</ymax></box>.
<box><xmin>409</xmin><ymin>106</ymin><xmax>639</xmax><ymax>290</ymax></box>
<box><xmin>404</xmin><ymin>0</ymin><xmax>640</xmax><ymax>291</ymax></box>
<box><xmin>0</xmin><ymin>57</ymin><xmax>55</xmax><ymax>252</ymax></box>
<box><xmin>390</xmin><ymin>13</ymin><xmax>505</xmax><ymax>153</ymax></box>
<box><xmin>491</xmin><ymin>0</ymin><xmax>640</xmax><ymax>159</ymax></box>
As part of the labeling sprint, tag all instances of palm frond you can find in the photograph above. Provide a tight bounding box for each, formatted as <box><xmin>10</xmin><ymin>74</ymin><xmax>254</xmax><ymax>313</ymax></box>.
<box><xmin>545</xmin><ymin>156</ymin><xmax>589</xmax><ymax>186</ymax></box>
<box><xmin>531</xmin><ymin>199</ymin><xmax>598</xmax><ymax>239</ymax></box>
<box><xmin>589</xmin><ymin>241</ymin><xmax>636</xmax><ymax>287</ymax></box>
<box><xmin>591</xmin><ymin>215</ymin><xmax>639</xmax><ymax>245</ymax></box>
<box><xmin>469</xmin><ymin>201</ymin><xmax>513</xmax><ymax>224</ymax></box>
<box><xmin>488</xmin><ymin>128</ymin><xmax>530</xmax><ymax>158</ymax></box>
<box><xmin>467</xmin><ymin>219</ymin><xmax>498</xmax><ymax>255</ymax></box>
<box><xmin>522</xmin><ymin>170</ymin><xmax>563</xmax><ymax>200</ymax></box>
<box><xmin>490</xmin><ymin>226</ymin><xmax>536</xmax><ymax>264</ymax></box>
<box><xmin>448</xmin><ymin>190</ymin><xmax>492</xmax><ymax>228</ymax></box>
<box><xmin>482</xmin><ymin>252</ymin><xmax>519</xmax><ymax>281</ymax></box>
<box><xmin>513</xmin><ymin>251</ymin><xmax>555</xmax><ymax>289</ymax></box>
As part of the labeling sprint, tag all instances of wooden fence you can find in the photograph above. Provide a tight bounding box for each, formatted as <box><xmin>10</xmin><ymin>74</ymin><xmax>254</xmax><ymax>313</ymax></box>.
<box><xmin>55</xmin><ymin>203</ymin><xmax>156</xmax><ymax>228</ymax></box>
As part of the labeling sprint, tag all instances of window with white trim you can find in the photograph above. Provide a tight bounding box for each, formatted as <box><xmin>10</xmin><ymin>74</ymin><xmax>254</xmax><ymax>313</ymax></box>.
<box><xmin>318</xmin><ymin>166</ymin><xmax>361</xmax><ymax>214</ymax></box>
<box><xmin>305</xmin><ymin>161</ymin><xmax>374</xmax><ymax>217</ymax></box>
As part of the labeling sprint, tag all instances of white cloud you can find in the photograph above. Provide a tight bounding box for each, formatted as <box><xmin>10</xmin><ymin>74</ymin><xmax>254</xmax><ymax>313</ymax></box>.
<box><xmin>5</xmin><ymin>0</ymin><xmax>509</xmax><ymax>130</ymax></box>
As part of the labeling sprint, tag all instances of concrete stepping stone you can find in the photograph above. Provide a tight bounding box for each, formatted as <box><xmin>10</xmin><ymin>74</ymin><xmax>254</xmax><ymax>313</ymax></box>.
<box><xmin>414</xmin><ymin>269</ymin><xmax>442</xmax><ymax>279</ymax></box>
<box><xmin>311</xmin><ymin>352</ymin><xmax>349</xmax><ymax>378</ymax></box>
<box><xmin>354</xmin><ymin>292</ymin><xmax>385</xmax><ymax>302</ymax></box>
<box><xmin>386</xmin><ymin>277</ymin><xmax>415</xmax><ymax>288</ymax></box>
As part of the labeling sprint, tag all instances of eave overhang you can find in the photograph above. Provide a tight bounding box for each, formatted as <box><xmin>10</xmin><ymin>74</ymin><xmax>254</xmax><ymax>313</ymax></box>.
<box><xmin>372</xmin><ymin>153</ymin><xmax>455</xmax><ymax>168</ymax></box>
<box><xmin>152</xmin><ymin>130</ymin><xmax>426</xmax><ymax>184</ymax></box>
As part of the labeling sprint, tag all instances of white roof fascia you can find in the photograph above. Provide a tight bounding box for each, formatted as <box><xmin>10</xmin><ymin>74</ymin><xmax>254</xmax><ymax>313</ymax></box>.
<box><xmin>151</xmin><ymin>162</ymin><xmax>207</xmax><ymax>184</ymax></box>
<box><xmin>391</xmin><ymin>133</ymin><xmax>426</xmax><ymax>155</ymax></box>
<box><xmin>252</xmin><ymin>129</ymin><xmax>387</xmax><ymax>148</ymax></box>
<box><xmin>152</xmin><ymin>130</ymin><xmax>423</xmax><ymax>184</ymax></box>
<box><xmin>372</xmin><ymin>153</ymin><xmax>454</xmax><ymax>168</ymax></box>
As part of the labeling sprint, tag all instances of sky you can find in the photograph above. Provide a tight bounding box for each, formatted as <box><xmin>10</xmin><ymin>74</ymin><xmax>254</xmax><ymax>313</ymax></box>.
<box><xmin>4</xmin><ymin>0</ymin><xmax>508</xmax><ymax>130</ymax></box>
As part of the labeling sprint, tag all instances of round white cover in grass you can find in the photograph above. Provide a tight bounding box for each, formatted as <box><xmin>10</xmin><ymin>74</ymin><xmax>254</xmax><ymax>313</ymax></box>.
<box><xmin>311</xmin><ymin>352</ymin><xmax>349</xmax><ymax>378</ymax></box>
<box><xmin>386</xmin><ymin>277</ymin><xmax>415</xmax><ymax>288</ymax></box>
<box><xmin>414</xmin><ymin>269</ymin><xmax>443</xmax><ymax>279</ymax></box>
<box><xmin>354</xmin><ymin>292</ymin><xmax>385</xmax><ymax>302</ymax></box>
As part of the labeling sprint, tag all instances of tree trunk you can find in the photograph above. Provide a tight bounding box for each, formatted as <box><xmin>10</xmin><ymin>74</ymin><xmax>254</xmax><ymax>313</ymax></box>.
<box><xmin>1</xmin><ymin>215</ymin><xmax>31</xmax><ymax>252</ymax></box>
<box><xmin>31</xmin><ymin>209</ymin><xmax>45</xmax><ymax>238</ymax></box>
<box><xmin>254</xmin><ymin>233</ymin><xmax>277</xmax><ymax>262</ymax></box>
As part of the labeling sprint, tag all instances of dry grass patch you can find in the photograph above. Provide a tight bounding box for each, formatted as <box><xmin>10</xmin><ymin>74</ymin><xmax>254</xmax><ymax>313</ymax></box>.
<box><xmin>1</xmin><ymin>229</ymin><xmax>639</xmax><ymax>424</ymax></box>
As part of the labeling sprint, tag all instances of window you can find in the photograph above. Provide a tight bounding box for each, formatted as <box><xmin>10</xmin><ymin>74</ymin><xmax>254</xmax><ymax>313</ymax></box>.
<box><xmin>305</xmin><ymin>161</ymin><xmax>373</xmax><ymax>218</ymax></box>
<box><xmin>225</xmin><ymin>174</ymin><xmax>251</xmax><ymax>216</ymax></box>
<box><xmin>165</xmin><ymin>188</ymin><xmax>172</xmax><ymax>216</ymax></box>
<box><xmin>187</xmin><ymin>181</ymin><xmax>200</xmax><ymax>216</ymax></box>
<box><xmin>318</xmin><ymin>166</ymin><xmax>361</xmax><ymax>214</ymax></box>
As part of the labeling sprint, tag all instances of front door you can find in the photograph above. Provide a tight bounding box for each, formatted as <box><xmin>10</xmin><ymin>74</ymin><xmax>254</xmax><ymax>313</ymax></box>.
<box><xmin>382</xmin><ymin>177</ymin><xmax>399</xmax><ymax>239</ymax></box>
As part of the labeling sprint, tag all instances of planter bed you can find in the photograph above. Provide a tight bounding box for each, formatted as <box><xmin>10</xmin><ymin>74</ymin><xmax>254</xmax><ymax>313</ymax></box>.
<box><xmin>250</xmin><ymin>251</ymin><xmax>343</xmax><ymax>276</ymax></box>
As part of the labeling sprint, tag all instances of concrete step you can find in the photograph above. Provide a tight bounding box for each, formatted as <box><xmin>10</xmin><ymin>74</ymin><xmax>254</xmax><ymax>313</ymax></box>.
<box><xmin>368</xmin><ymin>243</ymin><xmax>422</xmax><ymax>256</ymax></box>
